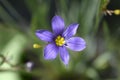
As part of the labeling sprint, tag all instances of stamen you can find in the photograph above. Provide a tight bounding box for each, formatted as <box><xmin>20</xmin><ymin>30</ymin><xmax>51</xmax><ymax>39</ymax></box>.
<box><xmin>55</xmin><ymin>35</ymin><xmax>65</xmax><ymax>46</ymax></box>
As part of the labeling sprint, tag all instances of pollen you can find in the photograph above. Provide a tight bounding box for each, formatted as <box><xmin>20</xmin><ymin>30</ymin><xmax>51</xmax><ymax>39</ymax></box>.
<box><xmin>55</xmin><ymin>35</ymin><xmax>65</xmax><ymax>46</ymax></box>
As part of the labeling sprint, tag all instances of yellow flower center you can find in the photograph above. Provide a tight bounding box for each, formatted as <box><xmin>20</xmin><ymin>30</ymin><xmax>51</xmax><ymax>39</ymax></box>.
<box><xmin>55</xmin><ymin>35</ymin><xmax>65</xmax><ymax>46</ymax></box>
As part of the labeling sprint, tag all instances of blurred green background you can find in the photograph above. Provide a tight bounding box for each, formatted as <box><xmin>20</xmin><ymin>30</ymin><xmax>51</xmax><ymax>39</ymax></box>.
<box><xmin>0</xmin><ymin>0</ymin><xmax>120</xmax><ymax>80</ymax></box>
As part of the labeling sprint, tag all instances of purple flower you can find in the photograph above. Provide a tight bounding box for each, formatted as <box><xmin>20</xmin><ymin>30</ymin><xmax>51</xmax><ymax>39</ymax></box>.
<box><xmin>36</xmin><ymin>15</ymin><xmax>86</xmax><ymax>65</ymax></box>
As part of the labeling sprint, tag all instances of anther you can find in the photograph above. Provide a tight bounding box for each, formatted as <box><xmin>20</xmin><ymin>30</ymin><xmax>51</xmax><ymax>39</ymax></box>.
<box><xmin>55</xmin><ymin>36</ymin><xmax>65</xmax><ymax>46</ymax></box>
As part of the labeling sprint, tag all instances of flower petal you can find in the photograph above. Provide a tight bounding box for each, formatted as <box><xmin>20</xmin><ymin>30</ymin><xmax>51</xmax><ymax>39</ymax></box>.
<box><xmin>44</xmin><ymin>43</ymin><xmax>58</xmax><ymax>60</ymax></box>
<box><xmin>66</xmin><ymin>37</ymin><xmax>86</xmax><ymax>51</ymax></box>
<box><xmin>51</xmin><ymin>15</ymin><xmax>65</xmax><ymax>34</ymax></box>
<box><xmin>59</xmin><ymin>47</ymin><xmax>70</xmax><ymax>65</ymax></box>
<box><xmin>36</xmin><ymin>30</ymin><xmax>54</xmax><ymax>42</ymax></box>
<box><xmin>63</xmin><ymin>23</ymin><xmax>79</xmax><ymax>39</ymax></box>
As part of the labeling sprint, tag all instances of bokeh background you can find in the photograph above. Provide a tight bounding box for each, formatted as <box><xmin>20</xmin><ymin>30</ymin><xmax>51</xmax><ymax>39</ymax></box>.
<box><xmin>0</xmin><ymin>0</ymin><xmax>120</xmax><ymax>80</ymax></box>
